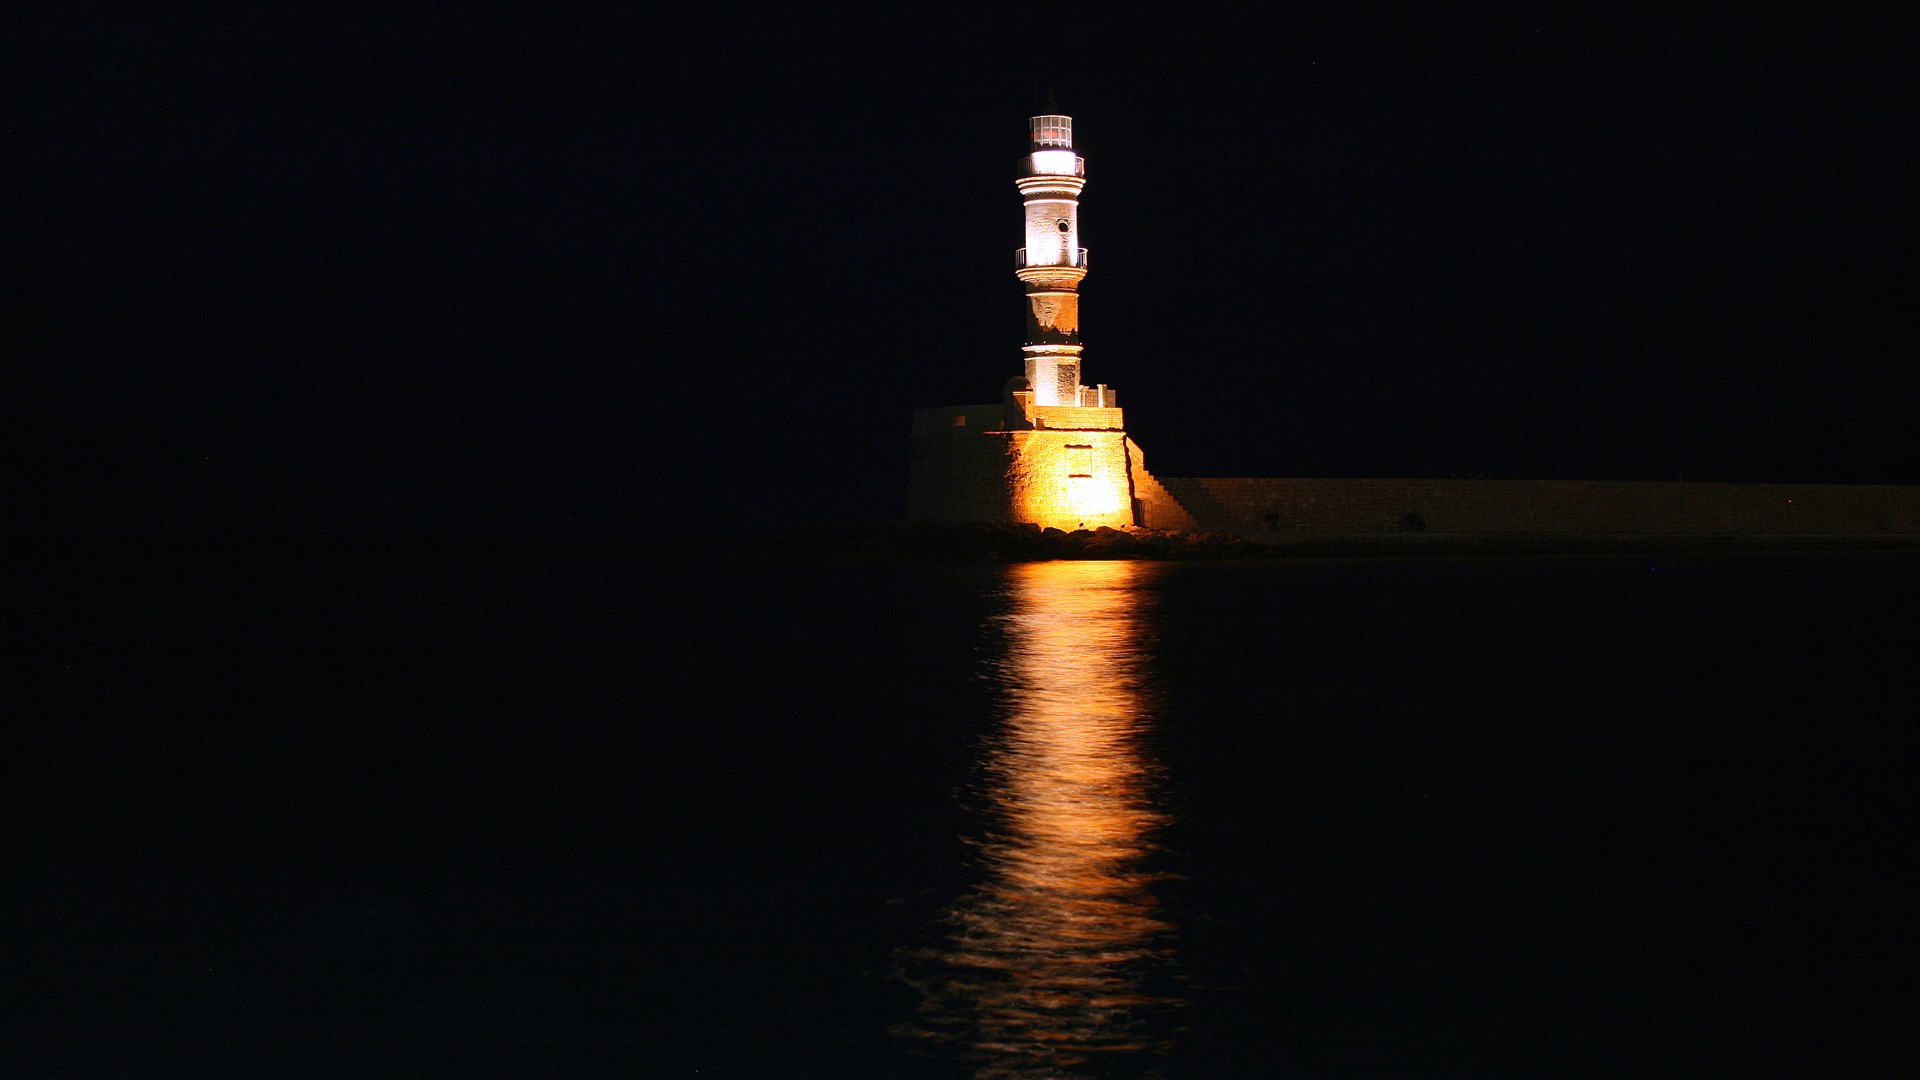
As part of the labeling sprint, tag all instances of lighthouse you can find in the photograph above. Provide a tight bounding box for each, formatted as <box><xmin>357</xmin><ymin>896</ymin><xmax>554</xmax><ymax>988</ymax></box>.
<box><xmin>1017</xmin><ymin>113</ymin><xmax>1091</xmax><ymax>406</ymax></box>
<box><xmin>907</xmin><ymin>111</ymin><xmax>1182</xmax><ymax>530</ymax></box>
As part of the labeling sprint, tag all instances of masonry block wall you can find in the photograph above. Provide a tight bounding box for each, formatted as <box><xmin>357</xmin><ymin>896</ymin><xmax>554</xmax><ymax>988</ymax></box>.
<box><xmin>1003</xmin><ymin>430</ymin><xmax>1134</xmax><ymax>530</ymax></box>
<box><xmin>906</xmin><ymin>405</ymin><xmax>1018</xmax><ymax>523</ymax></box>
<box><xmin>911</xmin><ymin>406</ymin><xmax>1920</xmax><ymax>535</ymax></box>
<box><xmin>907</xmin><ymin>405</ymin><xmax>1137</xmax><ymax>530</ymax></box>
<box><xmin>1153</xmin><ymin>477</ymin><xmax>1920</xmax><ymax>535</ymax></box>
<box><xmin>1027</xmin><ymin>405</ymin><xmax>1124</xmax><ymax>431</ymax></box>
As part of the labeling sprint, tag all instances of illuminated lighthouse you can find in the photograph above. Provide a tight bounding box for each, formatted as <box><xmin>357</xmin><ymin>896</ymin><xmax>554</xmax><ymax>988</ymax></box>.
<box><xmin>1017</xmin><ymin>113</ymin><xmax>1093</xmax><ymax>406</ymax></box>
<box><xmin>907</xmin><ymin>110</ymin><xmax>1187</xmax><ymax>530</ymax></box>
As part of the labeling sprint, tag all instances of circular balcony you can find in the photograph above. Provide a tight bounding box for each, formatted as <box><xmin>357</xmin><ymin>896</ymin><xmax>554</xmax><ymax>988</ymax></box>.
<box><xmin>1015</xmin><ymin>247</ymin><xmax>1089</xmax><ymax>270</ymax></box>
<box><xmin>1018</xmin><ymin>152</ymin><xmax>1085</xmax><ymax>178</ymax></box>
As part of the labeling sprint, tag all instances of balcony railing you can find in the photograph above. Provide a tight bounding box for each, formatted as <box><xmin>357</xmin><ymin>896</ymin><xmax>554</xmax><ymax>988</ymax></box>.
<box><xmin>1015</xmin><ymin>247</ymin><xmax>1089</xmax><ymax>270</ymax></box>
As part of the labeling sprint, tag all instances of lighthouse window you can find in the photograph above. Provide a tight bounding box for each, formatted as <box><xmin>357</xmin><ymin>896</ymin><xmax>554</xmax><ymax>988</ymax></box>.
<box><xmin>1056</xmin><ymin>219</ymin><xmax>1070</xmax><ymax>233</ymax></box>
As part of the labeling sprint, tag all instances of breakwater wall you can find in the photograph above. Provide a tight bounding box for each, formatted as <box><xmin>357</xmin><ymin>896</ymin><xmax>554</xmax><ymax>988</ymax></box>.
<box><xmin>1141</xmin><ymin>477</ymin><xmax>1920</xmax><ymax>536</ymax></box>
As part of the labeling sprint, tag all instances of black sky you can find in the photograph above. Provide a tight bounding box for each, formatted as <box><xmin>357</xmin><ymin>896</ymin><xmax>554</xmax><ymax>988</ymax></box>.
<box><xmin>17</xmin><ymin>4</ymin><xmax>1917</xmax><ymax>538</ymax></box>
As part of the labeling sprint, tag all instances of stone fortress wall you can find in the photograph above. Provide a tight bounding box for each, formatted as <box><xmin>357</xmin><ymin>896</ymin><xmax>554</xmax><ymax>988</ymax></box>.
<box><xmin>907</xmin><ymin>404</ymin><xmax>1135</xmax><ymax>530</ymax></box>
<box><xmin>913</xmin><ymin>404</ymin><xmax>1920</xmax><ymax>536</ymax></box>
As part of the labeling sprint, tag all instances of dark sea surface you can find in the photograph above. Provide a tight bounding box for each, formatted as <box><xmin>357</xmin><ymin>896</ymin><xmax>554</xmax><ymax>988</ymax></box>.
<box><xmin>13</xmin><ymin>546</ymin><xmax>1914</xmax><ymax>1077</ymax></box>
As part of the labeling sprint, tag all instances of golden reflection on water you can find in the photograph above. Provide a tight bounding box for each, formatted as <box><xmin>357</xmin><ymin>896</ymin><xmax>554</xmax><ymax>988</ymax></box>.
<box><xmin>906</xmin><ymin>560</ymin><xmax>1179</xmax><ymax>1077</ymax></box>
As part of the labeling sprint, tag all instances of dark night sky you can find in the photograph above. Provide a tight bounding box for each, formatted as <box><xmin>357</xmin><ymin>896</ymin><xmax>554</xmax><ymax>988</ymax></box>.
<box><xmin>17</xmin><ymin>4</ymin><xmax>1917</xmax><ymax>538</ymax></box>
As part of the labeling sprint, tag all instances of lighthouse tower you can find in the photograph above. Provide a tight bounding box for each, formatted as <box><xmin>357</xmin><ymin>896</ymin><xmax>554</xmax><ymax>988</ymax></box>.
<box><xmin>1017</xmin><ymin>114</ymin><xmax>1092</xmax><ymax>406</ymax></box>
<box><xmin>907</xmin><ymin>111</ymin><xmax>1178</xmax><ymax>531</ymax></box>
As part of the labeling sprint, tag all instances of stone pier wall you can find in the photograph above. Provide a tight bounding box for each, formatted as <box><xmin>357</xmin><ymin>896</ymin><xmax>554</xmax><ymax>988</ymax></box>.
<box><xmin>910</xmin><ymin>402</ymin><xmax>1919</xmax><ymax>536</ymax></box>
<box><xmin>1152</xmin><ymin>477</ymin><xmax>1920</xmax><ymax>535</ymax></box>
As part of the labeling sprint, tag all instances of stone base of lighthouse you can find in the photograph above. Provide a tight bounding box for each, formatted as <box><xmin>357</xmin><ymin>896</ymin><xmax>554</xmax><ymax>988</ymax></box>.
<box><xmin>906</xmin><ymin>387</ymin><xmax>1187</xmax><ymax>531</ymax></box>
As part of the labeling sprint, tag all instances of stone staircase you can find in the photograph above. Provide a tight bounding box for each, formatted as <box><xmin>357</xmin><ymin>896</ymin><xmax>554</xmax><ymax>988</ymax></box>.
<box><xmin>1127</xmin><ymin>459</ymin><xmax>1202</xmax><ymax>531</ymax></box>
<box><xmin>1151</xmin><ymin>476</ymin><xmax>1240</xmax><ymax>530</ymax></box>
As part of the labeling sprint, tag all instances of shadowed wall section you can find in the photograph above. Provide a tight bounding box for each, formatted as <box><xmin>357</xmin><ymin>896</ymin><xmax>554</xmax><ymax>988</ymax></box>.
<box><xmin>1150</xmin><ymin>477</ymin><xmax>1920</xmax><ymax>535</ymax></box>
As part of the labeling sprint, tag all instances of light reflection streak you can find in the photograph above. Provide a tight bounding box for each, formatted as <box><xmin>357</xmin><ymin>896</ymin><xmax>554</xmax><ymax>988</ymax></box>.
<box><xmin>904</xmin><ymin>560</ymin><xmax>1179</xmax><ymax>1077</ymax></box>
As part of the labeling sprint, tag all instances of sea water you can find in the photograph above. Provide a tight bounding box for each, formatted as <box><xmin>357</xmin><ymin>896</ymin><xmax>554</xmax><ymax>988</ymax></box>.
<box><xmin>13</xmin><ymin>546</ymin><xmax>1912</xmax><ymax>1076</ymax></box>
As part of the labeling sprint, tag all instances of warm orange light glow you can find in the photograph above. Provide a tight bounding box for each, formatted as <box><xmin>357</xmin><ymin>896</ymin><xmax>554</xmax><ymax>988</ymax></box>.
<box><xmin>1067</xmin><ymin>472</ymin><xmax>1127</xmax><ymax>521</ymax></box>
<box><xmin>1007</xmin><ymin>431</ymin><xmax>1133</xmax><ymax>530</ymax></box>
<box><xmin>905</xmin><ymin>560</ymin><xmax>1177</xmax><ymax>1073</ymax></box>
